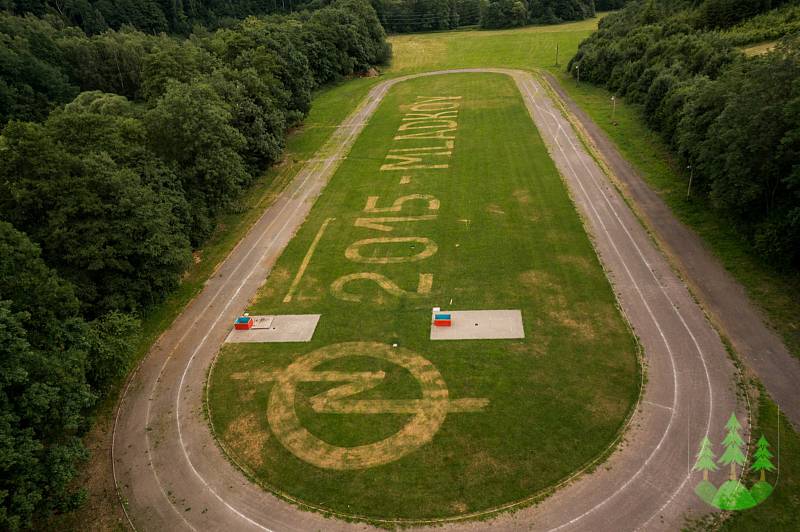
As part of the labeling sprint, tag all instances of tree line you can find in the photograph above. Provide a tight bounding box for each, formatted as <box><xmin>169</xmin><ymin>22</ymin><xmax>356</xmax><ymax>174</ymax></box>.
<box><xmin>481</xmin><ymin>0</ymin><xmax>630</xmax><ymax>29</ymax></box>
<box><xmin>372</xmin><ymin>0</ymin><xmax>478</xmax><ymax>33</ymax></box>
<box><xmin>481</xmin><ymin>0</ymin><xmax>628</xmax><ymax>28</ymax></box>
<box><xmin>4</xmin><ymin>0</ymin><xmax>328</xmax><ymax>35</ymax></box>
<box><xmin>719</xmin><ymin>3</ymin><xmax>800</xmax><ymax>46</ymax></box>
<box><xmin>0</xmin><ymin>0</ymin><xmax>390</xmax><ymax>528</ymax></box>
<box><xmin>482</xmin><ymin>0</ymin><xmax>594</xmax><ymax>29</ymax></box>
<box><xmin>370</xmin><ymin>0</ymin><xmax>629</xmax><ymax>33</ymax></box>
<box><xmin>4</xmin><ymin>0</ymin><xmax>627</xmax><ymax>37</ymax></box>
<box><xmin>568</xmin><ymin>0</ymin><xmax>800</xmax><ymax>269</ymax></box>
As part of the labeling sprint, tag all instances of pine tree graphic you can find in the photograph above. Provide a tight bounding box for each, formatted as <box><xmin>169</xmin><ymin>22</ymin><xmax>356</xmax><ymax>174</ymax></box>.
<box><xmin>751</xmin><ymin>435</ymin><xmax>776</xmax><ymax>482</ymax></box>
<box><xmin>693</xmin><ymin>436</ymin><xmax>719</xmax><ymax>481</ymax></box>
<box><xmin>718</xmin><ymin>413</ymin><xmax>747</xmax><ymax>480</ymax></box>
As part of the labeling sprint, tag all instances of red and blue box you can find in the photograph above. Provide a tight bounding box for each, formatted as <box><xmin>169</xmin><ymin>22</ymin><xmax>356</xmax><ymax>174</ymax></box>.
<box><xmin>433</xmin><ymin>313</ymin><xmax>452</xmax><ymax>327</ymax></box>
<box><xmin>234</xmin><ymin>315</ymin><xmax>254</xmax><ymax>330</ymax></box>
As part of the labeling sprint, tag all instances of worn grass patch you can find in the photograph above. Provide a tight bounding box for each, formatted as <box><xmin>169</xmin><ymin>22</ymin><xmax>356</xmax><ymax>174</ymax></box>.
<box><xmin>208</xmin><ymin>73</ymin><xmax>639</xmax><ymax>522</ymax></box>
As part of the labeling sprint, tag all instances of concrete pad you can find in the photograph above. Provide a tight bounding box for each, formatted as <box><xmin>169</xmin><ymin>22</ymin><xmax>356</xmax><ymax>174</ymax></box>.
<box><xmin>226</xmin><ymin>315</ymin><xmax>320</xmax><ymax>343</ymax></box>
<box><xmin>430</xmin><ymin>310</ymin><xmax>524</xmax><ymax>341</ymax></box>
<box><xmin>251</xmin><ymin>316</ymin><xmax>274</xmax><ymax>329</ymax></box>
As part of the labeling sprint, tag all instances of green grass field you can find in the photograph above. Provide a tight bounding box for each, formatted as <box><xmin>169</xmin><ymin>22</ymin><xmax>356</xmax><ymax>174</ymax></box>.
<box><xmin>207</xmin><ymin>72</ymin><xmax>639</xmax><ymax>521</ymax></box>
<box><xmin>387</xmin><ymin>16</ymin><xmax>601</xmax><ymax>74</ymax></box>
<box><xmin>52</xmin><ymin>14</ymin><xmax>799</xmax><ymax>529</ymax></box>
<box><xmin>139</xmin><ymin>13</ymin><xmax>604</xmax><ymax>394</ymax></box>
<box><xmin>382</xmin><ymin>12</ymin><xmax>797</xmax><ymax>365</ymax></box>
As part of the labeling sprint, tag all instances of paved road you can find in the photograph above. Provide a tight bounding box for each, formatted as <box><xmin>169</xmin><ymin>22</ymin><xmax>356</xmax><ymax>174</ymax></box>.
<box><xmin>113</xmin><ymin>70</ymin><xmax>740</xmax><ymax>531</ymax></box>
<box><xmin>541</xmin><ymin>72</ymin><xmax>800</xmax><ymax>430</ymax></box>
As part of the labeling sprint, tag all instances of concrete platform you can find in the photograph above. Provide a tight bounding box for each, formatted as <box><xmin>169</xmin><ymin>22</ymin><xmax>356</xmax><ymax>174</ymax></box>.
<box><xmin>225</xmin><ymin>314</ymin><xmax>320</xmax><ymax>343</ymax></box>
<box><xmin>251</xmin><ymin>315</ymin><xmax>274</xmax><ymax>329</ymax></box>
<box><xmin>430</xmin><ymin>310</ymin><xmax>524</xmax><ymax>341</ymax></box>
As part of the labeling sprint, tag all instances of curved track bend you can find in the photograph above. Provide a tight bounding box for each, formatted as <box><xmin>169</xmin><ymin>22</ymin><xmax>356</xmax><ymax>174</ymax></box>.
<box><xmin>113</xmin><ymin>69</ymin><xmax>740</xmax><ymax>532</ymax></box>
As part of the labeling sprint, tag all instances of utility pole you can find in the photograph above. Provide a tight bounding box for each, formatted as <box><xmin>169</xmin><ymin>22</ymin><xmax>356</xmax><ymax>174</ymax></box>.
<box><xmin>555</xmin><ymin>43</ymin><xmax>559</xmax><ymax>67</ymax></box>
<box><xmin>611</xmin><ymin>95</ymin><xmax>616</xmax><ymax>124</ymax></box>
<box><xmin>686</xmin><ymin>165</ymin><xmax>694</xmax><ymax>200</ymax></box>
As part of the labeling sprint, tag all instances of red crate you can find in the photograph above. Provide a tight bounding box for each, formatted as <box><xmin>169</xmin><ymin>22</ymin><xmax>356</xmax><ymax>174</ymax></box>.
<box><xmin>433</xmin><ymin>320</ymin><xmax>451</xmax><ymax>327</ymax></box>
<box><xmin>234</xmin><ymin>317</ymin><xmax>254</xmax><ymax>330</ymax></box>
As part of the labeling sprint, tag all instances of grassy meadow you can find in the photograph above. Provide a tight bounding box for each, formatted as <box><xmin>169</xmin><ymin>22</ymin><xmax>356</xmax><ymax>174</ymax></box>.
<box><xmin>208</xmin><ymin>73</ymin><xmax>639</xmax><ymax>521</ymax></box>
<box><xmin>206</xmin><ymin>14</ymin><xmax>800</xmax><ymax>526</ymax></box>
<box><xmin>387</xmin><ymin>16</ymin><xmax>601</xmax><ymax>74</ymax></box>
<box><xmin>382</xmin><ymin>12</ymin><xmax>797</xmax><ymax>366</ymax></box>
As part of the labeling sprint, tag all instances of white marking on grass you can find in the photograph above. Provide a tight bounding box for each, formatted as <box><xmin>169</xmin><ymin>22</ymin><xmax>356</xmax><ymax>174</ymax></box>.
<box><xmin>345</xmin><ymin>236</ymin><xmax>438</xmax><ymax>264</ymax></box>
<box><xmin>331</xmin><ymin>272</ymin><xmax>433</xmax><ymax>302</ymax></box>
<box><xmin>354</xmin><ymin>215</ymin><xmax>437</xmax><ymax>232</ymax></box>
<box><xmin>363</xmin><ymin>194</ymin><xmax>440</xmax><ymax>213</ymax></box>
<box><xmin>430</xmin><ymin>310</ymin><xmax>525</xmax><ymax>340</ymax></box>
<box><xmin>225</xmin><ymin>315</ymin><xmax>320</xmax><ymax>343</ymax></box>
<box><xmin>283</xmin><ymin>217</ymin><xmax>335</xmax><ymax>303</ymax></box>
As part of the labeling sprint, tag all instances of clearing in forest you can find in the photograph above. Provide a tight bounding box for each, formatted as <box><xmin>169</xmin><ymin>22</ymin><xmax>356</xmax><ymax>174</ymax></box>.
<box><xmin>207</xmin><ymin>72</ymin><xmax>639</xmax><ymax>521</ymax></box>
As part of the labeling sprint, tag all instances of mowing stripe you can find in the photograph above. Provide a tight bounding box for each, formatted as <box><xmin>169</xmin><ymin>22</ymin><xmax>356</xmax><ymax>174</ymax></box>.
<box><xmin>283</xmin><ymin>217</ymin><xmax>336</xmax><ymax>303</ymax></box>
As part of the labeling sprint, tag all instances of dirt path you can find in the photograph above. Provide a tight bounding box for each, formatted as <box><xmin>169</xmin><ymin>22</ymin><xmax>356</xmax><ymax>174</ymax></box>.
<box><xmin>541</xmin><ymin>72</ymin><xmax>800</xmax><ymax>431</ymax></box>
<box><xmin>112</xmin><ymin>70</ymin><xmax>740</xmax><ymax>531</ymax></box>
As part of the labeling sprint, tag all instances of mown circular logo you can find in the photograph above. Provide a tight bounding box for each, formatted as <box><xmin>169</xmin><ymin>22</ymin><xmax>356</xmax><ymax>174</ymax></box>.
<box><xmin>265</xmin><ymin>342</ymin><xmax>489</xmax><ymax>470</ymax></box>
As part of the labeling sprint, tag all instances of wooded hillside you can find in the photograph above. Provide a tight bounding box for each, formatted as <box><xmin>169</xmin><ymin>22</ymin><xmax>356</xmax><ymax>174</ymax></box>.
<box><xmin>4</xmin><ymin>0</ymin><xmax>326</xmax><ymax>34</ymax></box>
<box><xmin>569</xmin><ymin>0</ymin><xmax>800</xmax><ymax>269</ymax></box>
<box><xmin>0</xmin><ymin>1</ymin><xmax>389</xmax><ymax>529</ymax></box>
<box><xmin>372</xmin><ymin>0</ymin><xmax>629</xmax><ymax>33</ymax></box>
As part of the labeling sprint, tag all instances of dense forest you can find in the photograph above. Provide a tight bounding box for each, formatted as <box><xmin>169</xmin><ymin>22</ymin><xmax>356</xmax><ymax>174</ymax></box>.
<box><xmin>481</xmin><ymin>0</ymin><xmax>594</xmax><ymax>29</ymax></box>
<box><xmin>3</xmin><ymin>0</ymin><xmax>628</xmax><ymax>36</ymax></box>
<box><xmin>0</xmin><ymin>0</ymin><xmax>389</xmax><ymax>528</ymax></box>
<box><xmin>480</xmin><ymin>0</ymin><xmax>628</xmax><ymax>29</ymax></box>
<box><xmin>3</xmin><ymin>0</ymin><xmax>326</xmax><ymax>34</ymax></box>
<box><xmin>373</xmin><ymin>0</ymin><xmax>628</xmax><ymax>33</ymax></box>
<box><xmin>569</xmin><ymin>0</ymin><xmax>800</xmax><ymax>269</ymax></box>
<box><xmin>372</xmin><ymin>0</ymin><xmax>478</xmax><ymax>32</ymax></box>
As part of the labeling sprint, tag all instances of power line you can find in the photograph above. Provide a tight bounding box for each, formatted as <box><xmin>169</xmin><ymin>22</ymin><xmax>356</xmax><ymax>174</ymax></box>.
<box><xmin>380</xmin><ymin>9</ymin><xmax>480</xmax><ymax>22</ymax></box>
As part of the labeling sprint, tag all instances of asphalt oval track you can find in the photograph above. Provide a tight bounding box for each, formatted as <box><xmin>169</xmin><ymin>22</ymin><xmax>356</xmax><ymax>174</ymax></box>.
<box><xmin>113</xmin><ymin>70</ymin><xmax>742</xmax><ymax>531</ymax></box>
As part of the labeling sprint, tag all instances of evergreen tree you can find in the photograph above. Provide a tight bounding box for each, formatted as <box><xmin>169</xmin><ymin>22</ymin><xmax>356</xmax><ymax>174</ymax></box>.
<box><xmin>751</xmin><ymin>434</ymin><xmax>776</xmax><ymax>482</ymax></box>
<box><xmin>693</xmin><ymin>436</ymin><xmax>719</xmax><ymax>481</ymax></box>
<box><xmin>718</xmin><ymin>413</ymin><xmax>747</xmax><ymax>481</ymax></box>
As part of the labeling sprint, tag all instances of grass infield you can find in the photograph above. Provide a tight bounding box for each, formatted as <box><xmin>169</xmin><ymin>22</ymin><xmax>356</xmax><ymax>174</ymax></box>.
<box><xmin>207</xmin><ymin>73</ymin><xmax>639</xmax><ymax>521</ymax></box>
